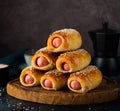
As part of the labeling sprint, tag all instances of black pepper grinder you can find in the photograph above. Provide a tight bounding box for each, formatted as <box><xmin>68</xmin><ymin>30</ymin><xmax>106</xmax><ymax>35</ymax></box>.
<box><xmin>88</xmin><ymin>22</ymin><xmax>120</xmax><ymax>76</ymax></box>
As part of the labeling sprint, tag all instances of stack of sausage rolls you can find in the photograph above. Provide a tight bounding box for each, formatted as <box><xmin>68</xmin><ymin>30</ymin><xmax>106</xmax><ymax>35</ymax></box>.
<box><xmin>19</xmin><ymin>28</ymin><xmax>103</xmax><ymax>93</ymax></box>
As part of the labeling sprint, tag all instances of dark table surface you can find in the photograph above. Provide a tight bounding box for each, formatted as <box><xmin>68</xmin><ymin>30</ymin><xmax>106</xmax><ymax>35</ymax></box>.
<box><xmin>0</xmin><ymin>49</ymin><xmax>120</xmax><ymax>111</ymax></box>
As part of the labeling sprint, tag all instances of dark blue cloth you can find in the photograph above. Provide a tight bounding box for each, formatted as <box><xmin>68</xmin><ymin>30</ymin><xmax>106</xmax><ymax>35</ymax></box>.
<box><xmin>0</xmin><ymin>49</ymin><xmax>28</xmax><ymax>80</ymax></box>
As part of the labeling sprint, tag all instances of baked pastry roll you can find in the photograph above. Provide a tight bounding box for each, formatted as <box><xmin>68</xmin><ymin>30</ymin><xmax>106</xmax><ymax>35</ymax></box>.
<box><xmin>47</xmin><ymin>29</ymin><xmax>82</xmax><ymax>52</ymax></box>
<box><xmin>56</xmin><ymin>49</ymin><xmax>91</xmax><ymax>73</ymax></box>
<box><xmin>20</xmin><ymin>66</ymin><xmax>44</xmax><ymax>87</ymax></box>
<box><xmin>31</xmin><ymin>47</ymin><xmax>58</xmax><ymax>71</ymax></box>
<box><xmin>67</xmin><ymin>65</ymin><xmax>103</xmax><ymax>93</ymax></box>
<box><xmin>40</xmin><ymin>69</ymin><xmax>69</xmax><ymax>90</ymax></box>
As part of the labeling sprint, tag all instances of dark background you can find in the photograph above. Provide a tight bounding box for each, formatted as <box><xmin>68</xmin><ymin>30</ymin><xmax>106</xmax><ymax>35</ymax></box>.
<box><xmin>0</xmin><ymin>0</ymin><xmax>120</xmax><ymax>58</ymax></box>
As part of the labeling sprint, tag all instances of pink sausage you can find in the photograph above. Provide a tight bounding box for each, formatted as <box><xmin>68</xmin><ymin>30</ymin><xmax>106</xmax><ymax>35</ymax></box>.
<box><xmin>24</xmin><ymin>74</ymin><xmax>34</xmax><ymax>84</ymax></box>
<box><xmin>36</xmin><ymin>56</ymin><xmax>49</xmax><ymax>67</ymax></box>
<box><xmin>52</xmin><ymin>37</ymin><xmax>62</xmax><ymax>48</ymax></box>
<box><xmin>70</xmin><ymin>80</ymin><xmax>81</xmax><ymax>90</ymax></box>
<box><xmin>62</xmin><ymin>63</ymin><xmax>70</xmax><ymax>71</ymax></box>
<box><xmin>44</xmin><ymin>79</ymin><xmax>53</xmax><ymax>88</ymax></box>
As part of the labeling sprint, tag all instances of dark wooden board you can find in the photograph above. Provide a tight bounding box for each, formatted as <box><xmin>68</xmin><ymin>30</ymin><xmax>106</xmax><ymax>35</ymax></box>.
<box><xmin>6</xmin><ymin>77</ymin><xmax>120</xmax><ymax>105</ymax></box>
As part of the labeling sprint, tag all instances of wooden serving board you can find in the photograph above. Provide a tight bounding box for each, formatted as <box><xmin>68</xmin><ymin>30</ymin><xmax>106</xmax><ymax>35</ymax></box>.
<box><xmin>7</xmin><ymin>77</ymin><xmax>120</xmax><ymax>105</ymax></box>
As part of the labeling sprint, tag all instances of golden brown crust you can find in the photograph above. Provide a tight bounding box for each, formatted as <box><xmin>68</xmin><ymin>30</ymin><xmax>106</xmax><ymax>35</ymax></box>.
<box><xmin>56</xmin><ymin>49</ymin><xmax>91</xmax><ymax>73</ymax></box>
<box><xmin>40</xmin><ymin>69</ymin><xmax>69</xmax><ymax>90</ymax></box>
<box><xmin>47</xmin><ymin>29</ymin><xmax>82</xmax><ymax>52</ymax></box>
<box><xmin>31</xmin><ymin>47</ymin><xmax>59</xmax><ymax>70</ymax></box>
<box><xmin>20</xmin><ymin>66</ymin><xmax>44</xmax><ymax>87</ymax></box>
<box><xmin>67</xmin><ymin>65</ymin><xmax>103</xmax><ymax>93</ymax></box>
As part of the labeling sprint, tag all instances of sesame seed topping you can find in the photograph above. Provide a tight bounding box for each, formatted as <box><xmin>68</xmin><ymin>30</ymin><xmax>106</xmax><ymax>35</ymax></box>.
<box><xmin>74</xmin><ymin>65</ymin><xmax>98</xmax><ymax>76</ymax></box>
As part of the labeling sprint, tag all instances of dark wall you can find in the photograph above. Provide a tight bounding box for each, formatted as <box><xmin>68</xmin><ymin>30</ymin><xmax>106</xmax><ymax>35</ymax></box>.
<box><xmin>0</xmin><ymin>0</ymin><xmax>120</xmax><ymax>58</ymax></box>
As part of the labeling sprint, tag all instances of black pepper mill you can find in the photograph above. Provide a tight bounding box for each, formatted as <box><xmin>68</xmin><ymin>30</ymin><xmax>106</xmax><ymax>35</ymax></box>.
<box><xmin>88</xmin><ymin>22</ymin><xmax>120</xmax><ymax>76</ymax></box>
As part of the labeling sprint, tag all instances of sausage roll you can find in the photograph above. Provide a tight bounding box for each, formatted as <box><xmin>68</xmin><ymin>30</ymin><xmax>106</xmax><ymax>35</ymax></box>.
<box><xmin>47</xmin><ymin>29</ymin><xmax>82</xmax><ymax>52</ymax></box>
<box><xmin>40</xmin><ymin>69</ymin><xmax>69</xmax><ymax>90</ymax></box>
<box><xmin>20</xmin><ymin>66</ymin><xmax>44</xmax><ymax>87</ymax></box>
<box><xmin>56</xmin><ymin>49</ymin><xmax>91</xmax><ymax>73</ymax></box>
<box><xmin>31</xmin><ymin>47</ymin><xmax>58</xmax><ymax>71</ymax></box>
<box><xmin>67</xmin><ymin>65</ymin><xmax>103</xmax><ymax>93</ymax></box>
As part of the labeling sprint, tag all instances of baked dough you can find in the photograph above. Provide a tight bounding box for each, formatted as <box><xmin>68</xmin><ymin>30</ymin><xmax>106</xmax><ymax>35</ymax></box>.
<box><xmin>20</xmin><ymin>66</ymin><xmax>44</xmax><ymax>87</ymax></box>
<box><xmin>31</xmin><ymin>47</ymin><xmax>59</xmax><ymax>70</ymax></box>
<box><xmin>47</xmin><ymin>29</ymin><xmax>82</xmax><ymax>52</ymax></box>
<box><xmin>56</xmin><ymin>49</ymin><xmax>91</xmax><ymax>73</ymax></box>
<box><xmin>40</xmin><ymin>69</ymin><xmax>69</xmax><ymax>90</ymax></box>
<box><xmin>67</xmin><ymin>65</ymin><xmax>103</xmax><ymax>93</ymax></box>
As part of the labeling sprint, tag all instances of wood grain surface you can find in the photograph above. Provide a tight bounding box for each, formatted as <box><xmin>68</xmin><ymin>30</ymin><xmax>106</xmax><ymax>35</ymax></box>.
<box><xmin>6</xmin><ymin>77</ymin><xmax>120</xmax><ymax>105</ymax></box>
